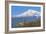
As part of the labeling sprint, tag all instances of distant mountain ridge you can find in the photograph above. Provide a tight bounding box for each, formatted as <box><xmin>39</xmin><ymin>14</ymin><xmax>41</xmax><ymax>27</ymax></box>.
<box><xmin>12</xmin><ymin>9</ymin><xmax>40</xmax><ymax>18</ymax></box>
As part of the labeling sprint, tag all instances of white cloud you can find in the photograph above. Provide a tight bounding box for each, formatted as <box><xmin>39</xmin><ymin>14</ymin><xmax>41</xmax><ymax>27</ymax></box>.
<box><xmin>13</xmin><ymin>9</ymin><xmax>40</xmax><ymax>17</ymax></box>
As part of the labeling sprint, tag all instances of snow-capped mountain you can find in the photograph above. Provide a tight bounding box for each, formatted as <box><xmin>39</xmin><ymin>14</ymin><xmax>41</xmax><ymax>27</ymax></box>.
<box><xmin>12</xmin><ymin>9</ymin><xmax>40</xmax><ymax>17</ymax></box>
<box><xmin>12</xmin><ymin>9</ymin><xmax>41</xmax><ymax>25</ymax></box>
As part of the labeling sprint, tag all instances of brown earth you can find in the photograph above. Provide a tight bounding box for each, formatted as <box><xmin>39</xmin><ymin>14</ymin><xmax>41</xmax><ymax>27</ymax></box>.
<box><xmin>16</xmin><ymin>22</ymin><xmax>40</xmax><ymax>27</ymax></box>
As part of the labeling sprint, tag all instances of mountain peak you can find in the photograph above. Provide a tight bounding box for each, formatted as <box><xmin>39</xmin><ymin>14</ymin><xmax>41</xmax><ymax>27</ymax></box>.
<box><xmin>13</xmin><ymin>9</ymin><xmax>40</xmax><ymax>17</ymax></box>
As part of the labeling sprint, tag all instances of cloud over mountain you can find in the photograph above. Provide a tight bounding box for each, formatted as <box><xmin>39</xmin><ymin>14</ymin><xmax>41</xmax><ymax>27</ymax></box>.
<box><xmin>12</xmin><ymin>9</ymin><xmax>40</xmax><ymax>17</ymax></box>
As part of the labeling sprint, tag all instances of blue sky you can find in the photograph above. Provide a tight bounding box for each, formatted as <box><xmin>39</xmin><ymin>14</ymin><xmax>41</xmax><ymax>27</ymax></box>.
<box><xmin>11</xmin><ymin>6</ymin><xmax>41</xmax><ymax>16</ymax></box>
